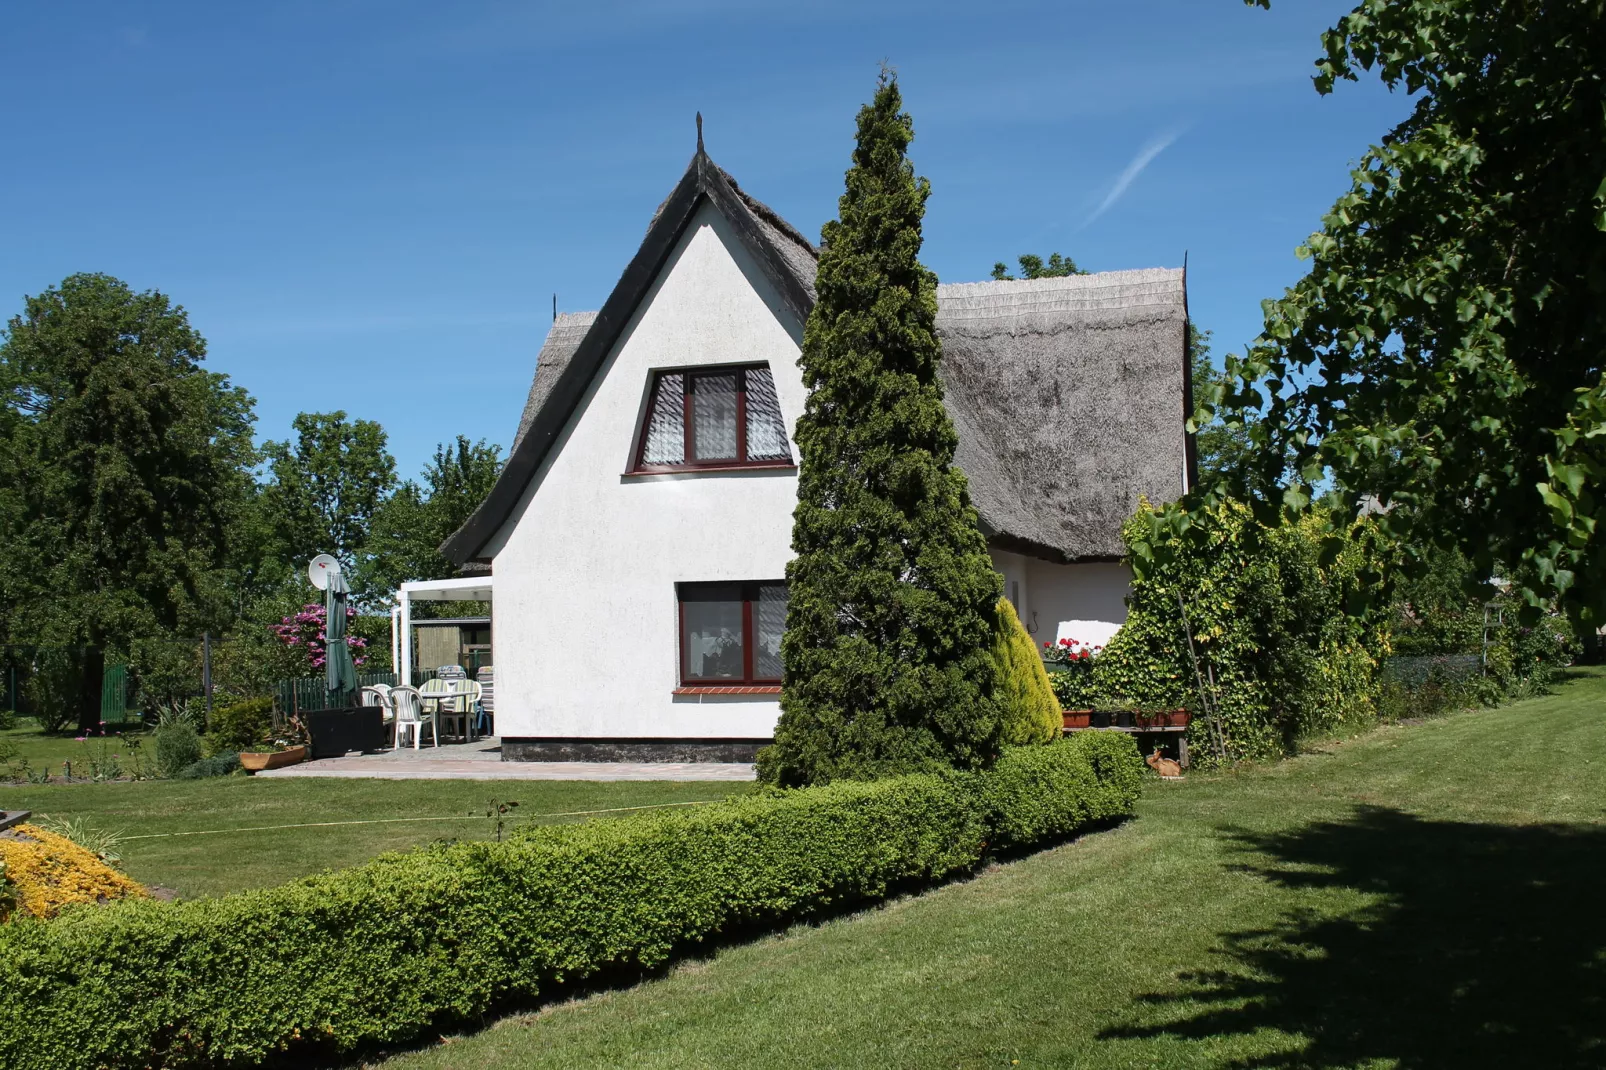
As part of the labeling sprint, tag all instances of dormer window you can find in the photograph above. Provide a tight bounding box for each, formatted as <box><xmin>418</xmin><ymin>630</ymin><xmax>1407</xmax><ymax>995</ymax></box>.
<box><xmin>632</xmin><ymin>364</ymin><xmax>793</xmax><ymax>472</ymax></box>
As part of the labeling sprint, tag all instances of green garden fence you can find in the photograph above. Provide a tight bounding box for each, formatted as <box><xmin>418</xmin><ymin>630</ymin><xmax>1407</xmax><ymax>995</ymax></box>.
<box><xmin>273</xmin><ymin>670</ymin><xmax>440</xmax><ymax>715</ymax></box>
<box><xmin>98</xmin><ymin>664</ymin><xmax>135</xmax><ymax>724</ymax></box>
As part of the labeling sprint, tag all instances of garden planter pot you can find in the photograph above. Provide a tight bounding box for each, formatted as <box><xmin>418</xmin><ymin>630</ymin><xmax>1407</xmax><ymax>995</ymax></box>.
<box><xmin>303</xmin><ymin>707</ymin><xmax>386</xmax><ymax>759</ymax></box>
<box><xmin>1062</xmin><ymin>710</ymin><xmax>1092</xmax><ymax>730</ymax></box>
<box><xmin>1132</xmin><ymin>709</ymin><xmax>1191</xmax><ymax>730</ymax></box>
<box><xmin>239</xmin><ymin>747</ymin><xmax>307</xmax><ymax>772</ymax></box>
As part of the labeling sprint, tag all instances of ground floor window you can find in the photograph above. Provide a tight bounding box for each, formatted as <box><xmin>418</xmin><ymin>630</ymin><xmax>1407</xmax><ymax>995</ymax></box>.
<box><xmin>678</xmin><ymin>581</ymin><xmax>786</xmax><ymax>684</ymax></box>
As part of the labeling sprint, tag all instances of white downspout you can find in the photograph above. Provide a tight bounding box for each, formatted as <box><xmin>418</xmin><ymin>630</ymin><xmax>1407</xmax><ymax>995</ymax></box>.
<box><xmin>390</xmin><ymin>605</ymin><xmax>401</xmax><ymax>680</ymax></box>
<box><xmin>399</xmin><ymin>588</ymin><xmax>413</xmax><ymax>687</ymax></box>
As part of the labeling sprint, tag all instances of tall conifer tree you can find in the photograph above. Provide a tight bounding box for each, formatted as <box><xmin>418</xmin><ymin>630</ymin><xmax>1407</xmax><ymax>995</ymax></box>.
<box><xmin>763</xmin><ymin>73</ymin><xmax>1003</xmax><ymax>785</ymax></box>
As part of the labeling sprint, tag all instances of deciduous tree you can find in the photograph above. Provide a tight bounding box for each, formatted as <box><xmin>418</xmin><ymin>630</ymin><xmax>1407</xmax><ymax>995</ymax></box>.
<box><xmin>990</xmin><ymin>252</ymin><xmax>1085</xmax><ymax>281</ymax></box>
<box><xmin>1186</xmin><ymin>1</ymin><xmax>1606</xmax><ymax>625</ymax></box>
<box><xmin>261</xmin><ymin>411</ymin><xmax>396</xmax><ymax>575</ymax></box>
<box><xmin>361</xmin><ymin>435</ymin><xmax>502</xmax><ymax>597</ymax></box>
<box><xmin>0</xmin><ymin>273</ymin><xmax>256</xmax><ymax>729</ymax></box>
<box><xmin>1188</xmin><ymin>327</ymin><xmax>1261</xmax><ymax>485</ymax></box>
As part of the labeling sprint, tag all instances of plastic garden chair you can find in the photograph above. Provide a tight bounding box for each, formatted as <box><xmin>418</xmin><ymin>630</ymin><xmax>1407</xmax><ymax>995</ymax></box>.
<box><xmin>389</xmin><ymin>685</ymin><xmax>437</xmax><ymax>750</ymax></box>
<box><xmin>474</xmin><ymin>666</ymin><xmax>494</xmax><ymax>737</ymax></box>
<box><xmin>437</xmin><ymin>679</ymin><xmax>482</xmax><ymax>741</ymax></box>
<box><xmin>418</xmin><ymin>677</ymin><xmax>452</xmax><ymax>716</ymax></box>
<box><xmin>360</xmin><ymin>685</ymin><xmax>396</xmax><ymax>745</ymax></box>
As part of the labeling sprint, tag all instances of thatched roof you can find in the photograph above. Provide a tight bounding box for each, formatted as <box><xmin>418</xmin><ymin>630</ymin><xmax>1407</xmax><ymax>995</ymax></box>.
<box><xmin>511</xmin><ymin>311</ymin><xmax>595</xmax><ymax>454</ymax></box>
<box><xmin>442</xmin><ymin>154</ymin><xmax>1189</xmax><ymax>567</ymax></box>
<box><xmin>937</xmin><ymin>270</ymin><xmax>1190</xmax><ymax>561</ymax></box>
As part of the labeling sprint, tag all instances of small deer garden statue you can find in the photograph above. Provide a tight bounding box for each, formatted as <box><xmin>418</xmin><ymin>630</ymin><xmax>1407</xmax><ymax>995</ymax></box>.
<box><xmin>1146</xmin><ymin>749</ymin><xmax>1182</xmax><ymax>779</ymax></box>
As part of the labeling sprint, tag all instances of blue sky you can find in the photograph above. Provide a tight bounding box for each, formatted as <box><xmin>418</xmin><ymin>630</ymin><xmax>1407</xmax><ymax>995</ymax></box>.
<box><xmin>0</xmin><ymin>1</ymin><xmax>1411</xmax><ymax>481</ymax></box>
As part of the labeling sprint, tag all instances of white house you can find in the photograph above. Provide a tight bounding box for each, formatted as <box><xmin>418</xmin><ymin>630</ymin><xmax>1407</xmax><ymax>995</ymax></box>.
<box><xmin>441</xmin><ymin>146</ymin><xmax>1193</xmax><ymax>761</ymax></box>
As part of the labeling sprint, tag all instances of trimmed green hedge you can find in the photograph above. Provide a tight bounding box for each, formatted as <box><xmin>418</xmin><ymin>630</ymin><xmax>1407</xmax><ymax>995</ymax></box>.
<box><xmin>0</xmin><ymin>734</ymin><xmax>1142</xmax><ymax>1069</ymax></box>
<box><xmin>980</xmin><ymin>732</ymin><xmax>1144</xmax><ymax>851</ymax></box>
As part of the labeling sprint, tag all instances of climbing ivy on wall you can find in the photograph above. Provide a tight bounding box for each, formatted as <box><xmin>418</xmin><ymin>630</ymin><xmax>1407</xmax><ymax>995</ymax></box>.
<box><xmin>1096</xmin><ymin>501</ymin><xmax>1388</xmax><ymax>764</ymax></box>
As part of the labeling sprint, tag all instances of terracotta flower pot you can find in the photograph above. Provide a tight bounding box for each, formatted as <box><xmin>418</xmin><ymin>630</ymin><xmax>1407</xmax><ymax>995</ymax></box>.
<box><xmin>1131</xmin><ymin>709</ymin><xmax>1192</xmax><ymax>729</ymax></box>
<box><xmin>239</xmin><ymin>746</ymin><xmax>307</xmax><ymax>772</ymax></box>
<box><xmin>1062</xmin><ymin>710</ymin><xmax>1092</xmax><ymax>730</ymax></box>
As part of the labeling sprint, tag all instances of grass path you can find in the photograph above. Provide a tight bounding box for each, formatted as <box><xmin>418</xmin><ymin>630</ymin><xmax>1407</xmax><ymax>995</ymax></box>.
<box><xmin>0</xmin><ymin>778</ymin><xmax>749</xmax><ymax>898</ymax></box>
<box><xmin>377</xmin><ymin>667</ymin><xmax>1606</xmax><ymax>1069</ymax></box>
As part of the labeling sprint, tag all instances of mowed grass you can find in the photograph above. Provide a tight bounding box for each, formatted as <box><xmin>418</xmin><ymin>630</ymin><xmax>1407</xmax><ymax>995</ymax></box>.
<box><xmin>0</xmin><ymin>718</ymin><xmax>151</xmax><ymax>777</ymax></box>
<box><xmin>0</xmin><ymin>777</ymin><xmax>752</xmax><ymax>899</ymax></box>
<box><xmin>375</xmin><ymin>667</ymin><xmax>1606</xmax><ymax>1070</ymax></box>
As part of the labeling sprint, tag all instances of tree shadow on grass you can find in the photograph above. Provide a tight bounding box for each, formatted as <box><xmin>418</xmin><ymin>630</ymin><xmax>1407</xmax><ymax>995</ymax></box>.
<box><xmin>1104</xmin><ymin>806</ymin><xmax>1606</xmax><ymax>1068</ymax></box>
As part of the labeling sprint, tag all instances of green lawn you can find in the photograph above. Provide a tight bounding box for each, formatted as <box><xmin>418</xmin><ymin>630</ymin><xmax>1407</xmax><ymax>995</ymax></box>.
<box><xmin>373</xmin><ymin>667</ymin><xmax>1606</xmax><ymax>1070</ymax></box>
<box><xmin>0</xmin><ymin>777</ymin><xmax>751</xmax><ymax>899</ymax></box>
<box><xmin>0</xmin><ymin>718</ymin><xmax>152</xmax><ymax>779</ymax></box>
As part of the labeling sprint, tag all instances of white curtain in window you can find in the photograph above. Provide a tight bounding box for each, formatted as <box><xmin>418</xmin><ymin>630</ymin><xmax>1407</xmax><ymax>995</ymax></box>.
<box><xmin>642</xmin><ymin>372</ymin><xmax>684</xmax><ymax>465</ymax></box>
<box><xmin>745</xmin><ymin>367</ymin><xmax>790</xmax><ymax>461</ymax></box>
<box><xmin>692</xmin><ymin>372</ymin><xmax>739</xmax><ymax>460</ymax></box>
<box><xmin>756</xmin><ymin>582</ymin><xmax>787</xmax><ymax>678</ymax></box>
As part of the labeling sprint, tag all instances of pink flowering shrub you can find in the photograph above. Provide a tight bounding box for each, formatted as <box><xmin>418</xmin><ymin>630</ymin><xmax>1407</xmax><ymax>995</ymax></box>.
<box><xmin>270</xmin><ymin>604</ymin><xmax>368</xmax><ymax>672</ymax></box>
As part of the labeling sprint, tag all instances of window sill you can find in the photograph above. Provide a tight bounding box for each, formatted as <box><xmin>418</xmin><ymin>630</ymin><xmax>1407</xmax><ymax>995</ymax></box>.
<box><xmin>672</xmin><ymin>685</ymin><xmax>782</xmax><ymax>696</ymax></box>
<box><xmin>624</xmin><ymin>463</ymin><xmax>796</xmax><ymax>477</ymax></box>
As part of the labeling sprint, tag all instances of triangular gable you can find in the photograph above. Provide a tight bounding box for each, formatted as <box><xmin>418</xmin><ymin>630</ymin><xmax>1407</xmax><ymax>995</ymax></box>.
<box><xmin>441</xmin><ymin>150</ymin><xmax>818</xmax><ymax>565</ymax></box>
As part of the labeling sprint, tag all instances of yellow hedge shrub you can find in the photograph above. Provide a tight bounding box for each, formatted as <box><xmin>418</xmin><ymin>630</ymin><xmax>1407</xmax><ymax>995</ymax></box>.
<box><xmin>992</xmin><ymin>598</ymin><xmax>1063</xmax><ymax>745</ymax></box>
<box><xmin>0</xmin><ymin>824</ymin><xmax>146</xmax><ymax>920</ymax></box>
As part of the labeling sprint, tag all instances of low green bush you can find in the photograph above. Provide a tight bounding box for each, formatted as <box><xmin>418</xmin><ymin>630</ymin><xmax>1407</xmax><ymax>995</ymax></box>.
<box><xmin>204</xmin><ymin>696</ymin><xmax>273</xmax><ymax>756</ymax></box>
<box><xmin>0</xmin><ymin>734</ymin><xmax>1142</xmax><ymax>1070</ymax></box>
<box><xmin>978</xmin><ymin>733</ymin><xmax>1144</xmax><ymax>851</ymax></box>
<box><xmin>152</xmin><ymin>722</ymin><xmax>202</xmax><ymax>778</ymax></box>
<box><xmin>177</xmin><ymin>752</ymin><xmax>240</xmax><ymax>780</ymax></box>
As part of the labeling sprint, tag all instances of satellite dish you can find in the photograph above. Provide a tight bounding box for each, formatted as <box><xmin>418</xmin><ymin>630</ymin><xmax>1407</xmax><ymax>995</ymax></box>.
<box><xmin>307</xmin><ymin>554</ymin><xmax>341</xmax><ymax>591</ymax></box>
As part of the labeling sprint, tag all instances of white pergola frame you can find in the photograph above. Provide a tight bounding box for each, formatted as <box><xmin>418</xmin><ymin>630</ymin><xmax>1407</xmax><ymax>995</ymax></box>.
<box><xmin>392</xmin><ymin>576</ymin><xmax>494</xmax><ymax>684</ymax></box>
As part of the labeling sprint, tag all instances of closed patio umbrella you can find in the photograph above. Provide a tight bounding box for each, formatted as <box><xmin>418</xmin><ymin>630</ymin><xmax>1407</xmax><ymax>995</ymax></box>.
<box><xmin>324</xmin><ymin>565</ymin><xmax>357</xmax><ymax>704</ymax></box>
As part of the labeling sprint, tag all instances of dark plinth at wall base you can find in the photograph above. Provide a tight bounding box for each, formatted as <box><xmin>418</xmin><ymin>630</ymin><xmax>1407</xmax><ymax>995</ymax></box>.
<box><xmin>501</xmin><ymin>738</ymin><xmax>771</xmax><ymax>763</ymax></box>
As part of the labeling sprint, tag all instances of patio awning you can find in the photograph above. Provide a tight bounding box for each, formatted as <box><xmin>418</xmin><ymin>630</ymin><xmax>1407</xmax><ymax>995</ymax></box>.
<box><xmin>400</xmin><ymin>576</ymin><xmax>494</xmax><ymax>602</ymax></box>
<box><xmin>393</xmin><ymin>576</ymin><xmax>494</xmax><ymax>683</ymax></box>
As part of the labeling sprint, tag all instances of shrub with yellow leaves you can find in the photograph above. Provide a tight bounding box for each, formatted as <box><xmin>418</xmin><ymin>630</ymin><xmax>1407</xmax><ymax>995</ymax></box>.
<box><xmin>0</xmin><ymin>824</ymin><xmax>146</xmax><ymax>920</ymax></box>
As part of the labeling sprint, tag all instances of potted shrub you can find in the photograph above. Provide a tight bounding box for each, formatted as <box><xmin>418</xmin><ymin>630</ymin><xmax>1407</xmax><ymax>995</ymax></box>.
<box><xmin>1093</xmin><ymin>696</ymin><xmax>1139</xmax><ymax>729</ymax></box>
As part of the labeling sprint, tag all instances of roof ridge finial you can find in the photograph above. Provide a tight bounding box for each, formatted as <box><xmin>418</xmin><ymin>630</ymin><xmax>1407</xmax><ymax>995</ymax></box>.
<box><xmin>696</xmin><ymin>111</ymin><xmax>704</xmax><ymax>153</ymax></box>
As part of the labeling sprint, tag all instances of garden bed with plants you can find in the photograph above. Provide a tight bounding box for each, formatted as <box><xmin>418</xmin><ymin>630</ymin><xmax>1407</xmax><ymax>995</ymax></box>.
<box><xmin>0</xmin><ymin>695</ymin><xmax>312</xmax><ymax>786</ymax></box>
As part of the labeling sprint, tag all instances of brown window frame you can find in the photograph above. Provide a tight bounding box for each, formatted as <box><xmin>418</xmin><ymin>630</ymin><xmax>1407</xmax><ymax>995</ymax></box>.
<box><xmin>629</xmin><ymin>364</ymin><xmax>794</xmax><ymax>474</ymax></box>
<box><xmin>677</xmin><ymin>581</ymin><xmax>786</xmax><ymax>686</ymax></box>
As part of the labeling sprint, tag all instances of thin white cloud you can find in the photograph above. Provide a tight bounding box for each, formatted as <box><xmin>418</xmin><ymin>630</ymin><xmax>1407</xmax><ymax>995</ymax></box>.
<box><xmin>1084</xmin><ymin>130</ymin><xmax>1180</xmax><ymax>227</ymax></box>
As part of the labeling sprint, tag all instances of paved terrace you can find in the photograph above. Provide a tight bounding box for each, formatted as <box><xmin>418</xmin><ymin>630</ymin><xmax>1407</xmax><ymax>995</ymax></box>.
<box><xmin>255</xmin><ymin>738</ymin><xmax>756</xmax><ymax>781</ymax></box>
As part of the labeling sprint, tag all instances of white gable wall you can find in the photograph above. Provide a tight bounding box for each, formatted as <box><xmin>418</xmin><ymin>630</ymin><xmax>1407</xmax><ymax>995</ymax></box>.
<box><xmin>991</xmin><ymin>549</ymin><xmax>1131</xmax><ymax>646</ymax></box>
<box><xmin>487</xmin><ymin>202</ymin><xmax>805</xmax><ymax>742</ymax></box>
